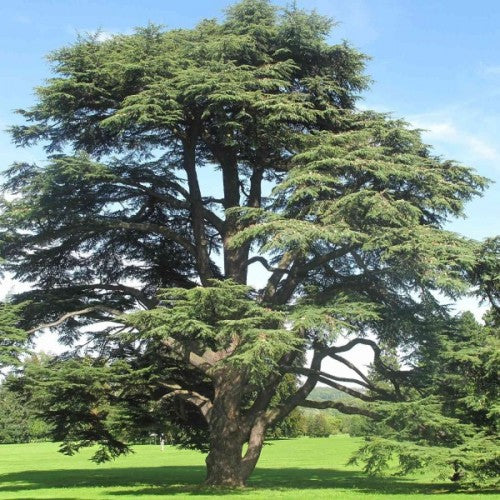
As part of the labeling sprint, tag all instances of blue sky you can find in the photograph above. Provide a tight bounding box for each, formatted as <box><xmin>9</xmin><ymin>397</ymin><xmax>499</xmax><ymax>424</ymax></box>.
<box><xmin>0</xmin><ymin>0</ymin><xmax>498</xmax><ymax>238</ymax></box>
<box><xmin>1</xmin><ymin>0</ymin><xmax>499</xmax><ymax>241</ymax></box>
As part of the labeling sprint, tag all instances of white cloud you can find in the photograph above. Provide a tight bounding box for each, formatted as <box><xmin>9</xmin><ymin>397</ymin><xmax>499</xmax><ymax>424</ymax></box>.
<box><xmin>466</xmin><ymin>136</ymin><xmax>499</xmax><ymax>162</ymax></box>
<box><xmin>411</xmin><ymin>118</ymin><xmax>500</xmax><ymax>164</ymax></box>
<box><xmin>420</xmin><ymin>121</ymin><xmax>458</xmax><ymax>140</ymax></box>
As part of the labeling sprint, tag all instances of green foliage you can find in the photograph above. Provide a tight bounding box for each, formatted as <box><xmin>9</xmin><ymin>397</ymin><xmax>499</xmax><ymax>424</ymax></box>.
<box><xmin>13</xmin><ymin>356</ymin><xmax>135</xmax><ymax>462</ymax></box>
<box><xmin>304</xmin><ymin>412</ymin><xmax>341</xmax><ymax>437</ymax></box>
<box><xmin>470</xmin><ymin>236</ymin><xmax>500</xmax><ymax>311</ymax></box>
<box><xmin>0</xmin><ymin>356</ymin><xmax>53</xmax><ymax>444</ymax></box>
<box><xmin>0</xmin><ymin>302</ymin><xmax>29</xmax><ymax>368</ymax></box>
<box><xmin>0</xmin><ymin>0</ymin><xmax>495</xmax><ymax>487</ymax></box>
<box><xmin>0</xmin><ymin>384</ymin><xmax>44</xmax><ymax>443</ymax></box>
<box><xmin>266</xmin><ymin>408</ymin><xmax>307</xmax><ymax>439</ymax></box>
<box><xmin>352</xmin><ymin>312</ymin><xmax>499</xmax><ymax>487</ymax></box>
<box><xmin>125</xmin><ymin>280</ymin><xmax>300</xmax><ymax>380</ymax></box>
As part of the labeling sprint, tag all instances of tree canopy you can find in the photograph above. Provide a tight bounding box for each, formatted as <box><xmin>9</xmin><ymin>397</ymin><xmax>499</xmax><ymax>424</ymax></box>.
<box><xmin>0</xmin><ymin>0</ymin><xmax>495</xmax><ymax>488</ymax></box>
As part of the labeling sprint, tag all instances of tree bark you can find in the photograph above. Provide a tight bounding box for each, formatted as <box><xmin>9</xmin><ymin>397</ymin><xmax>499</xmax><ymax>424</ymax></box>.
<box><xmin>183</xmin><ymin>131</ymin><xmax>214</xmax><ymax>285</ymax></box>
<box><xmin>204</xmin><ymin>415</ymin><xmax>267</xmax><ymax>487</ymax></box>
<box><xmin>205</xmin><ymin>427</ymin><xmax>246</xmax><ymax>487</ymax></box>
<box><xmin>204</xmin><ymin>370</ymin><xmax>267</xmax><ymax>487</ymax></box>
<box><xmin>205</xmin><ymin>371</ymin><xmax>246</xmax><ymax>486</ymax></box>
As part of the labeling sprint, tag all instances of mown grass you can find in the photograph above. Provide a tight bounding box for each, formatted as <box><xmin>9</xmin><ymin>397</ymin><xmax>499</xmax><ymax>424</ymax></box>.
<box><xmin>0</xmin><ymin>436</ymin><xmax>497</xmax><ymax>499</ymax></box>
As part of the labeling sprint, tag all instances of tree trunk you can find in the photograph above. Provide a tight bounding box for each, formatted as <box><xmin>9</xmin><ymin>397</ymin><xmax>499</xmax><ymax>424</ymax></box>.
<box><xmin>204</xmin><ymin>415</ymin><xmax>267</xmax><ymax>487</ymax></box>
<box><xmin>204</xmin><ymin>371</ymin><xmax>267</xmax><ymax>487</ymax></box>
<box><xmin>205</xmin><ymin>427</ymin><xmax>246</xmax><ymax>487</ymax></box>
<box><xmin>204</xmin><ymin>394</ymin><xmax>246</xmax><ymax>485</ymax></box>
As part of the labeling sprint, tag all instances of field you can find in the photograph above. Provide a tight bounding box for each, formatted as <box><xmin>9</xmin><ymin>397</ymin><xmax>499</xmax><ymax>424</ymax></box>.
<box><xmin>0</xmin><ymin>436</ymin><xmax>497</xmax><ymax>499</ymax></box>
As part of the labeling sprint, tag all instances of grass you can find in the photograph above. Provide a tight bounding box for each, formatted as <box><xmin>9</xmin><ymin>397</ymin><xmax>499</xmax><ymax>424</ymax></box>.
<box><xmin>0</xmin><ymin>436</ymin><xmax>497</xmax><ymax>499</ymax></box>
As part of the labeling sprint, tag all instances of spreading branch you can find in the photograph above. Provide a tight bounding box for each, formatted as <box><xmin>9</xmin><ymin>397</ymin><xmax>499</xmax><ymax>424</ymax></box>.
<box><xmin>316</xmin><ymin>376</ymin><xmax>376</xmax><ymax>402</ymax></box>
<box><xmin>53</xmin><ymin>284</ymin><xmax>158</xmax><ymax>309</ymax></box>
<box><xmin>160</xmin><ymin>385</ymin><xmax>213</xmax><ymax>422</ymax></box>
<box><xmin>109</xmin><ymin>220</ymin><xmax>197</xmax><ymax>256</ymax></box>
<box><xmin>327</xmin><ymin>338</ymin><xmax>412</xmax><ymax>380</ymax></box>
<box><xmin>116</xmin><ymin>180</ymin><xmax>225</xmax><ymax>234</ymax></box>
<box><xmin>266</xmin><ymin>348</ymin><xmax>324</xmax><ymax>424</ymax></box>
<box><xmin>162</xmin><ymin>338</ymin><xmax>214</xmax><ymax>375</ymax></box>
<box><xmin>27</xmin><ymin>306</ymin><xmax>121</xmax><ymax>334</ymax></box>
<box><xmin>246</xmin><ymin>256</ymin><xmax>287</xmax><ymax>274</ymax></box>
<box><xmin>299</xmin><ymin>399</ymin><xmax>380</xmax><ymax>420</ymax></box>
<box><xmin>329</xmin><ymin>353</ymin><xmax>374</xmax><ymax>386</ymax></box>
<box><xmin>284</xmin><ymin>365</ymin><xmax>376</xmax><ymax>393</ymax></box>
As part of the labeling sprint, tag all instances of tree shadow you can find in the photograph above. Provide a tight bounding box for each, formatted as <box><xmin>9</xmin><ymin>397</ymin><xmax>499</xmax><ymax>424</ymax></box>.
<box><xmin>0</xmin><ymin>466</ymin><xmax>495</xmax><ymax>497</ymax></box>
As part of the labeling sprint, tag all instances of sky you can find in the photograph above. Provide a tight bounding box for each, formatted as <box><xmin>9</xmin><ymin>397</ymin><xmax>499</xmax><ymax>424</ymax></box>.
<box><xmin>1</xmin><ymin>0</ymin><xmax>499</xmax><ymax>369</ymax></box>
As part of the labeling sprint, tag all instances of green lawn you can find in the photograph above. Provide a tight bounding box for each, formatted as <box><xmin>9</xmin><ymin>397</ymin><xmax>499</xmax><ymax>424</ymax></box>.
<box><xmin>0</xmin><ymin>436</ymin><xmax>497</xmax><ymax>499</ymax></box>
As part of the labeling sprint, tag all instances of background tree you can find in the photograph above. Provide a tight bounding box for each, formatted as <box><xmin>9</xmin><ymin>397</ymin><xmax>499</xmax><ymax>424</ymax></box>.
<box><xmin>0</xmin><ymin>302</ymin><xmax>29</xmax><ymax>370</ymax></box>
<box><xmin>0</xmin><ymin>0</ymin><xmax>492</xmax><ymax>487</ymax></box>
<box><xmin>0</xmin><ymin>353</ymin><xmax>52</xmax><ymax>444</ymax></box>
<box><xmin>351</xmin><ymin>309</ymin><xmax>498</xmax><ymax>487</ymax></box>
<box><xmin>0</xmin><ymin>381</ymin><xmax>51</xmax><ymax>444</ymax></box>
<box><xmin>351</xmin><ymin>238</ymin><xmax>499</xmax><ymax>487</ymax></box>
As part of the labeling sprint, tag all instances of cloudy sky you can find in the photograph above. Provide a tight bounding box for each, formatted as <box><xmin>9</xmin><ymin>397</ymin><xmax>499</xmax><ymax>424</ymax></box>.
<box><xmin>1</xmin><ymin>0</ymin><xmax>498</xmax><ymax>365</ymax></box>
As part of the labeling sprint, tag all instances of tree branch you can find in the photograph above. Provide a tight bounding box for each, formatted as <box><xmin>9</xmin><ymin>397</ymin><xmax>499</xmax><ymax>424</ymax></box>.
<box><xmin>54</xmin><ymin>283</ymin><xmax>158</xmax><ymax>309</ymax></box>
<box><xmin>284</xmin><ymin>365</ymin><xmax>374</xmax><ymax>392</ymax></box>
<box><xmin>299</xmin><ymin>400</ymin><xmax>380</xmax><ymax>420</ymax></box>
<box><xmin>116</xmin><ymin>180</ymin><xmax>225</xmax><ymax>234</ymax></box>
<box><xmin>326</xmin><ymin>338</ymin><xmax>411</xmax><ymax>397</ymax></box>
<box><xmin>162</xmin><ymin>338</ymin><xmax>214</xmax><ymax>376</ymax></box>
<box><xmin>327</xmin><ymin>338</ymin><xmax>411</xmax><ymax>379</ymax></box>
<box><xmin>263</xmin><ymin>252</ymin><xmax>296</xmax><ymax>303</ymax></box>
<box><xmin>182</xmin><ymin>132</ymin><xmax>215</xmax><ymax>284</ymax></box>
<box><xmin>266</xmin><ymin>348</ymin><xmax>323</xmax><ymax>425</ymax></box>
<box><xmin>244</xmin><ymin>351</ymin><xmax>301</xmax><ymax>423</ymax></box>
<box><xmin>265</xmin><ymin>246</ymin><xmax>352</xmax><ymax>305</ymax></box>
<box><xmin>246</xmin><ymin>256</ymin><xmax>288</xmax><ymax>274</ymax></box>
<box><xmin>160</xmin><ymin>385</ymin><xmax>213</xmax><ymax>422</ymax></box>
<box><xmin>316</xmin><ymin>376</ymin><xmax>376</xmax><ymax>401</ymax></box>
<box><xmin>329</xmin><ymin>353</ymin><xmax>374</xmax><ymax>386</ymax></box>
<box><xmin>103</xmin><ymin>219</ymin><xmax>197</xmax><ymax>256</ymax></box>
<box><xmin>27</xmin><ymin>306</ymin><xmax>121</xmax><ymax>334</ymax></box>
<box><xmin>301</xmin><ymin>247</ymin><xmax>354</xmax><ymax>274</ymax></box>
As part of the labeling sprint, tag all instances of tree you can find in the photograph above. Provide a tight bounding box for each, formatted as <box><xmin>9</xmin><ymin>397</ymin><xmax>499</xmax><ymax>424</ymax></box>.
<box><xmin>0</xmin><ymin>0</ymin><xmax>491</xmax><ymax>487</ymax></box>
<box><xmin>0</xmin><ymin>302</ymin><xmax>29</xmax><ymax>369</ymax></box>
<box><xmin>351</xmin><ymin>310</ymin><xmax>499</xmax><ymax>487</ymax></box>
<box><xmin>0</xmin><ymin>360</ymin><xmax>52</xmax><ymax>444</ymax></box>
<box><xmin>305</xmin><ymin>412</ymin><xmax>339</xmax><ymax>437</ymax></box>
<box><xmin>351</xmin><ymin>239</ymin><xmax>499</xmax><ymax>487</ymax></box>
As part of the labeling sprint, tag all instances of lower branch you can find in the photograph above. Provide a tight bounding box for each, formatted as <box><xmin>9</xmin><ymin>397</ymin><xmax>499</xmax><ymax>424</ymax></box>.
<box><xmin>160</xmin><ymin>387</ymin><xmax>213</xmax><ymax>422</ymax></box>
<box><xmin>299</xmin><ymin>399</ymin><xmax>380</xmax><ymax>420</ymax></box>
<box><xmin>316</xmin><ymin>377</ymin><xmax>377</xmax><ymax>401</ymax></box>
<box><xmin>266</xmin><ymin>349</ymin><xmax>324</xmax><ymax>425</ymax></box>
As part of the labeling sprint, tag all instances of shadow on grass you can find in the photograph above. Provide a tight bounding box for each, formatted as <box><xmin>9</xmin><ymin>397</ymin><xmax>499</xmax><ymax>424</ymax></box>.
<box><xmin>0</xmin><ymin>466</ymin><xmax>495</xmax><ymax>496</ymax></box>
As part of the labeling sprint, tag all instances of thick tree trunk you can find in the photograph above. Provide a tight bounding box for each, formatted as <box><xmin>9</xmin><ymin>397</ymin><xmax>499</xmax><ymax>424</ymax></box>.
<box><xmin>204</xmin><ymin>370</ymin><xmax>245</xmax><ymax>486</ymax></box>
<box><xmin>204</xmin><ymin>371</ymin><xmax>267</xmax><ymax>487</ymax></box>
<box><xmin>204</xmin><ymin>417</ymin><xmax>267</xmax><ymax>487</ymax></box>
<box><xmin>205</xmin><ymin>428</ymin><xmax>246</xmax><ymax>487</ymax></box>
